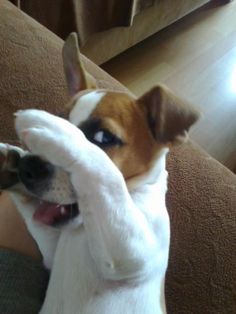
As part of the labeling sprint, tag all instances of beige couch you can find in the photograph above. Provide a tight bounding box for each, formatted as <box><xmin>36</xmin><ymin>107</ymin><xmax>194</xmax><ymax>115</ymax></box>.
<box><xmin>1</xmin><ymin>1</ymin><xmax>236</xmax><ymax>313</ymax></box>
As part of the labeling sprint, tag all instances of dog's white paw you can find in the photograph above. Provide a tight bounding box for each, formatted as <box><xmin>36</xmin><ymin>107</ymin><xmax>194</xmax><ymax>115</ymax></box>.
<box><xmin>15</xmin><ymin>109</ymin><xmax>87</xmax><ymax>170</ymax></box>
<box><xmin>15</xmin><ymin>109</ymin><xmax>78</xmax><ymax>137</ymax></box>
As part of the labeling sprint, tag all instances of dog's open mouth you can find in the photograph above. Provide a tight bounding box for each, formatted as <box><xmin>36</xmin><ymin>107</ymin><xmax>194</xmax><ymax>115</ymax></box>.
<box><xmin>33</xmin><ymin>202</ymin><xmax>79</xmax><ymax>226</ymax></box>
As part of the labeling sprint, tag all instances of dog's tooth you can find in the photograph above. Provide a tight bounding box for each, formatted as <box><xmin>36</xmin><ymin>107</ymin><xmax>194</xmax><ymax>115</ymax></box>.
<box><xmin>60</xmin><ymin>206</ymin><xmax>66</xmax><ymax>215</ymax></box>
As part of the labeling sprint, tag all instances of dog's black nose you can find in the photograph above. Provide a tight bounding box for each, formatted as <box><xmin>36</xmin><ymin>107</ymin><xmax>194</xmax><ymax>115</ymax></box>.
<box><xmin>19</xmin><ymin>155</ymin><xmax>54</xmax><ymax>190</ymax></box>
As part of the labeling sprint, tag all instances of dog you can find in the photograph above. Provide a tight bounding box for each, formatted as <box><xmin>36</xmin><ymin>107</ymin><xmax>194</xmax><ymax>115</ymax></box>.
<box><xmin>0</xmin><ymin>33</ymin><xmax>199</xmax><ymax>313</ymax></box>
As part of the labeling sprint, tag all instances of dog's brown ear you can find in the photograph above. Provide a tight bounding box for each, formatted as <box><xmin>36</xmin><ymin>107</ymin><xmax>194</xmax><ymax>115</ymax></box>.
<box><xmin>62</xmin><ymin>33</ymin><xmax>97</xmax><ymax>96</ymax></box>
<box><xmin>138</xmin><ymin>85</ymin><xmax>200</xmax><ymax>145</ymax></box>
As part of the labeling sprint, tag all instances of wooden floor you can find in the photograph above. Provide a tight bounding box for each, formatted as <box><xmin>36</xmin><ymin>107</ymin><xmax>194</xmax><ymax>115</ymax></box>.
<box><xmin>103</xmin><ymin>1</ymin><xmax>236</xmax><ymax>172</ymax></box>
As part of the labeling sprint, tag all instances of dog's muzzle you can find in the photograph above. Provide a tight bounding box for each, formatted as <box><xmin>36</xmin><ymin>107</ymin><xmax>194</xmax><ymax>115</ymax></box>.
<box><xmin>18</xmin><ymin>155</ymin><xmax>79</xmax><ymax>226</ymax></box>
<box><xmin>19</xmin><ymin>155</ymin><xmax>54</xmax><ymax>192</ymax></box>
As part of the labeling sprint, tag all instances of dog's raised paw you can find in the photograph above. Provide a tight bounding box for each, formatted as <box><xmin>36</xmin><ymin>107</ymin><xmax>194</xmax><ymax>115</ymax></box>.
<box><xmin>15</xmin><ymin>109</ymin><xmax>88</xmax><ymax>170</ymax></box>
<box><xmin>0</xmin><ymin>144</ymin><xmax>24</xmax><ymax>189</ymax></box>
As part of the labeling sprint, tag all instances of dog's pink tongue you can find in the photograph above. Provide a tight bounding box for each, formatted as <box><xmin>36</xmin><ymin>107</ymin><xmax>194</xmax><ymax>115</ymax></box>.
<box><xmin>33</xmin><ymin>202</ymin><xmax>66</xmax><ymax>225</ymax></box>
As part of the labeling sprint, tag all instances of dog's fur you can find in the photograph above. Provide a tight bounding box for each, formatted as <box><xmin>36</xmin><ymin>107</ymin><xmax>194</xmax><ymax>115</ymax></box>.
<box><xmin>0</xmin><ymin>33</ymin><xmax>199</xmax><ymax>313</ymax></box>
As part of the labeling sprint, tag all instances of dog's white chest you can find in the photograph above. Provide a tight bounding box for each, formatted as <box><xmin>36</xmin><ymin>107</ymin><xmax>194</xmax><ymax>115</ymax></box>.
<box><xmin>41</xmin><ymin>225</ymin><xmax>169</xmax><ymax>314</ymax></box>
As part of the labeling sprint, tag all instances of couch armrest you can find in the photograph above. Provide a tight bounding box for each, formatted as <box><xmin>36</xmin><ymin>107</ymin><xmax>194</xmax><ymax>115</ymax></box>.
<box><xmin>166</xmin><ymin>142</ymin><xmax>236</xmax><ymax>313</ymax></box>
<box><xmin>0</xmin><ymin>1</ymin><xmax>236</xmax><ymax>313</ymax></box>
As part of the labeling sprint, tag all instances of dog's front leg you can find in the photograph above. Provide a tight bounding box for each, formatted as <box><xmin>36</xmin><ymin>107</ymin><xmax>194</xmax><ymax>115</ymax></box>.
<box><xmin>71</xmin><ymin>166</ymin><xmax>160</xmax><ymax>281</ymax></box>
<box><xmin>15</xmin><ymin>109</ymin><xmax>160</xmax><ymax>281</ymax></box>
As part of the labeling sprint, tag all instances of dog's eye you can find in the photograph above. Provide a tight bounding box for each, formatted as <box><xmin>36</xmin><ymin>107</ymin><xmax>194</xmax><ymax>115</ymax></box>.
<box><xmin>93</xmin><ymin>130</ymin><xmax>123</xmax><ymax>147</ymax></box>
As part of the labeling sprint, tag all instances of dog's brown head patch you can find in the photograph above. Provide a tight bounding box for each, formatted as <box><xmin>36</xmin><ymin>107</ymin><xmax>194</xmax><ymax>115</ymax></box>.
<box><xmin>62</xmin><ymin>34</ymin><xmax>199</xmax><ymax>181</ymax></box>
<box><xmin>76</xmin><ymin>87</ymin><xmax>199</xmax><ymax>181</ymax></box>
<box><xmin>87</xmin><ymin>92</ymin><xmax>159</xmax><ymax>180</ymax></box>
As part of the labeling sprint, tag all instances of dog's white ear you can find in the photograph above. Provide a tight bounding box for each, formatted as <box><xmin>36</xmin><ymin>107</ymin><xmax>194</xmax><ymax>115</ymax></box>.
<box><xmin>138</xmin><ymin>85</ymin><xmax>200</xmax><ymax>145</ymax></box>
<box><xmin>62</xmin><ymin>33</ymin><xmax>97</xmax><ymax>96</ymax></box>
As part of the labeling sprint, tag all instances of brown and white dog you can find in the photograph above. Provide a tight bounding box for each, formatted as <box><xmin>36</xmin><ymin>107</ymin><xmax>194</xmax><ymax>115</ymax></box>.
<box><xmin>0</xmin><ymin>34</ymin><xmax>199</xmax><ymax>313</ymax></box>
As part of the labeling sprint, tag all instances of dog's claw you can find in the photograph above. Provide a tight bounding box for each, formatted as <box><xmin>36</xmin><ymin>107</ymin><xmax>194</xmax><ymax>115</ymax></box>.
<box><xmin>14</xmin><ymin>110</ymin><xmax>23</xmax><ymax>117</ymax></box>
